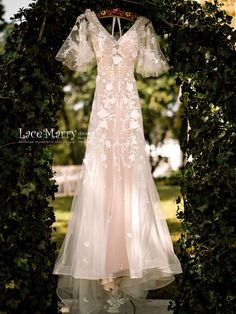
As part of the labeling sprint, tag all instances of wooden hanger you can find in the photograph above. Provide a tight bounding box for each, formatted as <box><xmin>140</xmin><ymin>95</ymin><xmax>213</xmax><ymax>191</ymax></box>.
<box><xmin>96</xmin><ymin>7</ymin><xmax>139</xmax><ymax>22</ymax></box>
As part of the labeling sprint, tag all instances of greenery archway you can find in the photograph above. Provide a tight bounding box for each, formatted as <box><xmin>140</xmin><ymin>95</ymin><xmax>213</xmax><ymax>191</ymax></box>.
<box><xmin>0</xmin><ymin>0</ymin><xmax>235</xmax><ymax>313</ymax></box>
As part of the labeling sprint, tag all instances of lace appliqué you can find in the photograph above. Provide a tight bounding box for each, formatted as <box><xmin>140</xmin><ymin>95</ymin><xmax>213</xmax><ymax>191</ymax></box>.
<box><xmin>55</xmin><ymin>13</ymin><xmax>96</xmax><ymax>72</ymax></box>
<box><xmin>135</xmin><ymin>21</ymin><xmax>170</xmax><ymax>77</ymax></box>
<box><xmin>56</xmin><ymin>9</ymin><xmax>170</xmax><ymax>169</ymax></box>
<box><xmin>105</xmin><ymin>293</ymin><xmax>128</xmax><ymax>313</ymax></box>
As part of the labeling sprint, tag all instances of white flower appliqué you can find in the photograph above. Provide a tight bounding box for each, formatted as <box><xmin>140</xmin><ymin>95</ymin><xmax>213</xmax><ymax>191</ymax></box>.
<box><xmin>106</xmin><ymin>82</ymin><xmax>113</xmax><ymax>91</ymax></box>
<box><xmin>130</xmin><ymin>120</ymin><xmax>139</xmax><ymax>130</ymax></box>
<box><xmin>130</xmin><ymin>109</ymin><xmax>139</xmax><ymax>119</ymax></box>
<box><xmin>106</xmin><ymin>294</ymin><xmax>126</xmax><ymax>313</ymax></box>
<box><xmin>112</xmin><ymin>46</ymin><xmax>123</xmax><ymax>65</ymax></box>
<box><xmin>105</xmin><ymin>140</ymin><xmax>112</xmax><ymax>149</ymax></box>
<box><xmin>97</xmin><ymin>107</ymin><xmax>109</xmax><ymax>118</ymax></box>
<box><xmin>112</xmin><ymin>54</ymin><xmax>122</xmax><ymax>65</ymax></box>
<box><xmin>82</xmin><ymin>257</ymin><xmax>89</xmax><ymax>263</ymax></box>
<box><xmin>127</xmin><ymin>233</ymin><xmax>133</xmax><ymax>239</ymax></box>
<box><xmin>126</xmin><ymin>83</ymin><xmax>134</xmax><ymax>92</ymax></box>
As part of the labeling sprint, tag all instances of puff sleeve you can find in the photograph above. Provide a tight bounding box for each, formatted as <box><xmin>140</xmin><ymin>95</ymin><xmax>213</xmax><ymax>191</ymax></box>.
<box><xmin>135</xmin><ymin>21</ymin><xmax>170</xmax><ymax>78</ymax></box>
<box><xmin>55</xmin><ymin>14</ymin><xmax>96</xmax><ymax>72</ymax></box>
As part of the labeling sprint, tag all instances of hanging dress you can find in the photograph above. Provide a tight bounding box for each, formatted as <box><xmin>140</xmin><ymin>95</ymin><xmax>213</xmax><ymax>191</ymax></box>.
<box><xmin>53</xmin><ymin>8</ymin><xmax>182</xmax><ymax>314</ymax></box>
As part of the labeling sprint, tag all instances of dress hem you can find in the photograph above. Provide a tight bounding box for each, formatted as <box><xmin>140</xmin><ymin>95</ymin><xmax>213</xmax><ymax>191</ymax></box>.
<box><xmin>53</xmin><ymin>262</ymin><xmax>182</xmax><ymax>280</ymax></box>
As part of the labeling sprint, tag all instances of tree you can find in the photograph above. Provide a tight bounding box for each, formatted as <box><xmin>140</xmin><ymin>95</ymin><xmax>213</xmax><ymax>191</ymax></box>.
<box><xmin>0</xmin><ymin>0</ymin><xmax>5</xmax><ymax>30</ymax></box>
<box><xmin>0</xmin><ymin>0</ymin><xmax>9</xmax><ymax>54</ymax></box>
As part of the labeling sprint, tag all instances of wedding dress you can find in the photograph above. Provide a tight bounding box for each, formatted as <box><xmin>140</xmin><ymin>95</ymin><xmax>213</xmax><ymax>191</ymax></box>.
<box><xmin>53</xmin><ymin>8</ymin><xmax>182</xmax><ymax>314</ymax></box>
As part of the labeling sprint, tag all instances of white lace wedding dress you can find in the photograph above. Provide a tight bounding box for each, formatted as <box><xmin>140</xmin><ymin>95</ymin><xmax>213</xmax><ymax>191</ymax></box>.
<box><xmin>53</xmin><ymin>8</ymin><xmax>182</xmax><ymax>314</ymax></box>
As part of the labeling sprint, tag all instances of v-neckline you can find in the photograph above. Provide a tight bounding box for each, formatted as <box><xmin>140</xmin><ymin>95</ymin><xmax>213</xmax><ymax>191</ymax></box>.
<box><xmin>86</xmin><ymin>9</ymin><xmax>143</xmax><ymax>43</ymax></box>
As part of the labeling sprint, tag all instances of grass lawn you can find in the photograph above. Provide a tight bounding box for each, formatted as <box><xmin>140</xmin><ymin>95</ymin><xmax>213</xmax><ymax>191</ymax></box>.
<box><xmin>51</xmin><ymin>184</ymin><xmax>184</xmax><ymax>299</ymax></box>
<box><xmin>51</xmin><ymin>184</ymin><xmax>184</xmax><ymax>252</ymax></box>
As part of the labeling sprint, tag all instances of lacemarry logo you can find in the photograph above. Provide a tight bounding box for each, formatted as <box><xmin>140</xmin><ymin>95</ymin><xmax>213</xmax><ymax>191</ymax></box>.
<box><xmin>18</xmin><ymin>128</ymin><xmax>79</xmax><ymax>142</ymax></box>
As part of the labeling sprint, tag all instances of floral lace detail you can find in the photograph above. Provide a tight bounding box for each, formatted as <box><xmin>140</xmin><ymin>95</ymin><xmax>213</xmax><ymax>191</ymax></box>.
<box><xmin>135</xmin><ymin>21</ymin><xmax>170</xmax><ymax>77</ymax></box>
<box><xmin>55</xmin><ymin>9</ymin><xmax>169</xmax><ymax>168</ymax></box>
<box><xmin>55</xmin><ymin>13</ymin><xmax>96</xmax><ymax>72</ymax></box>
<box><xmin>105</xmin><ymin>293</ymin><xmax>128</xmax><ymax>313</ymax></box>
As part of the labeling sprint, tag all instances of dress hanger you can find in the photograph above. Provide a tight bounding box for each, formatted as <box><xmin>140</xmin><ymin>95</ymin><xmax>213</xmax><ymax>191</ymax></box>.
<box><xmin>96</xmin><ymin>7</ymin><xmax>140</xmax><ymax>39</ymax></box>
<box><xmin>96</xmin><ymin>7</ymin><xmax>139</xmax><ymax>22</ymax></box>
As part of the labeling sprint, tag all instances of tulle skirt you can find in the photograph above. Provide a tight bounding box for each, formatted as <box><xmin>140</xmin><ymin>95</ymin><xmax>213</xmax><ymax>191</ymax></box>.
<box><xmin>53</xmin><ymin>131</ymin><xmax>182</xmax><ymax>313</ymax></box>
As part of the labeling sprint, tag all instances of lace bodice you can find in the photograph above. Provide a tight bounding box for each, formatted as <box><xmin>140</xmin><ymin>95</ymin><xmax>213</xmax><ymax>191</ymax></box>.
<box><xmin>55</xmin><ymin>9</ymin><xmax>170</xmax><ymax>77</ymax></box>
<box><xmin>55</xmin><ymin>9</ymin><xmax>170</xmax><ymax>169</ymax></box>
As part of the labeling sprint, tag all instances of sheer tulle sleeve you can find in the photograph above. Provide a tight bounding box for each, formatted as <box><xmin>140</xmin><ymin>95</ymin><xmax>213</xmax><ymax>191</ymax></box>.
<box><xmin>55</xmin><ymin>14</ymin><xmax>96</xmax><ymax>72</ymax></box>
<box><xmin>135</xmin><ymin>21</ymin><xmax>170</xmax><ymax>78</ymax></box>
